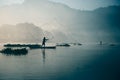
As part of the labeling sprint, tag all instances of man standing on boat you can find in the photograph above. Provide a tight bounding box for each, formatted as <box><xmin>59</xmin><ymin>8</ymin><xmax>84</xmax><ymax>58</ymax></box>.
<box><xmin>42</xmin><ymin>37</ymin><xmax>49</xmax><ymax>48</ymax></box>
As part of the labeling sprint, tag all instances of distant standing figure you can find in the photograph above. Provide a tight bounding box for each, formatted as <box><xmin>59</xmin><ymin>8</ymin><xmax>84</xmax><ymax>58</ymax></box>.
<box><xmin>42</xmin><ymin>37</ymin><xmax>48</xmax><ymax>47</ymax></box>
<box><xmin>100</xmin><ymin>41</ymin><xmax>102</xmax><ymax>45</ymax></box>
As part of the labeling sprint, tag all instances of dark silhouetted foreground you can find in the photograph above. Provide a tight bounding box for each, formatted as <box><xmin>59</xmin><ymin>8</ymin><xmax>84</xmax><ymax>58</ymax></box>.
<box><xmin>0</xmin><ymin>48</ymin><xmax>28</xmax><ymax>56</ymax></box>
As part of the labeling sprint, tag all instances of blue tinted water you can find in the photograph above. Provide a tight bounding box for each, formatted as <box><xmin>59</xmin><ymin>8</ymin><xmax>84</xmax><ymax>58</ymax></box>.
<box><xmin>0</xmin><ymin>44</ymin><xmax>120</xmax><ymax>80</ymax></box>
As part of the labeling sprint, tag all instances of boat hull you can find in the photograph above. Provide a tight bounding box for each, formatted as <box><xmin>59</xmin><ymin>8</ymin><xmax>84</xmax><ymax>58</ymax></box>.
<box><xmin>4</xmin><ymin>44</ymin><xmax>56</xmax><ymax>49</ymax></box>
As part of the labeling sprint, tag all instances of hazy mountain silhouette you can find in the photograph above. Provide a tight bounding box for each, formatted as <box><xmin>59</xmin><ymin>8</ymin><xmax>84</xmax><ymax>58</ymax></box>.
<box><xmin>0</xmin><ymin>23</ymin><xmax>44</xmax><ymax>43</ymax></box>
<box><xmin>0</xmin><ymin>0</ymin><xmax>120</xmax><ymax>43</ymax></box>
<box><xmin>0</xmin><ymin>23</ymin><xmax>68</xmax><ymax>43</ymax></box>
<box><xmin>70</xmin><ymin>5</ymin><xmax>120</xmax><ymax>43</ymax></box>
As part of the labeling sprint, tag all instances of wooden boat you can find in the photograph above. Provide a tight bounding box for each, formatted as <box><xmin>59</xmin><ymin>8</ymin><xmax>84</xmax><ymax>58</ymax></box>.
<box><xmin>56</xmin><ymin>43</ymin><xmax>70</xmax><ymax>47</ymax></box>
<box><xmin>4</xmin><ymin>44</ymin><xmax>41</xmax><ymax>48</ymax></box>
<box><xmin>39</xmin><ymin>46</ymin><xmax>56</xmax><ymax>49</ymax></box>
<box><xmin>4</xmin><ymin>44</ymin><xmax>56</xmax><ymax>49</ymax></box>
<box><xmin>109</xmin><ymin>44</ymin><xmax>116</xmax><ymax>46</ymax></box>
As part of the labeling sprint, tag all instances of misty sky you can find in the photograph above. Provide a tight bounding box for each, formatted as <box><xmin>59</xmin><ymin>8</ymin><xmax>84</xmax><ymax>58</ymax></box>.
<box><xmin>0</xmin><ymin>0</ymin><xmax>120</xmax><ymax>43</ymax></box>
<box><xmin>49</xmin><ymin>0</ymin><xmax>120</xmax><ymax>10</ymax></box>
<box><xmin>0</xmin><ymin>0</ymin><xmax>120</xmax><ymax>10</ymax></box>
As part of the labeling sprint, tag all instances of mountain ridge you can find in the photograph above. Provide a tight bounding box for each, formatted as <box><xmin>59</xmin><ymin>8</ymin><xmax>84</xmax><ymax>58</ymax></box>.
<box><xmin>0</xmin><ymin>0</ymin><xmax>120</xmax><ymax>43</ymax></box>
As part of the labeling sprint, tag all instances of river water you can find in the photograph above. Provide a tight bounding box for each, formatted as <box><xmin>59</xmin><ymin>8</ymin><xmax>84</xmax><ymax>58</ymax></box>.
<box><xmin>0</xmin><ymin>44</ymin><xmax>120</xmax><ymax>80</ymax></box>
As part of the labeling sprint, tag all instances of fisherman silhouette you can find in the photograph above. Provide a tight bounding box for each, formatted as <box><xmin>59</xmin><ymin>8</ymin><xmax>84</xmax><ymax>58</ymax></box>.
<box><xmin>42</xmin><ymin>37</ymin><xmax>48</xmax><ymax>47</ymax></box>
<box><xmin>100</xmin><ymin>41</ymin><xmax>102</xmax><ymax>45</ymax></box>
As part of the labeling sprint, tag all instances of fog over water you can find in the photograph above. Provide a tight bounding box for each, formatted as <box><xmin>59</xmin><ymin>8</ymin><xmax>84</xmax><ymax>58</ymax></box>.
<box><xmin>0</xmin><ymin>0</ymin><xmax>120</xmax><ymax>80</ymax></box>
<box><xmin>0</xmin><ymin>0</ymin><xmax>120</xmax><ymax>43</ymax></box>
<box><xmin>0</xmin><ymin>44</ymin><xmax>120</xmax><ymax>80</ymax></box>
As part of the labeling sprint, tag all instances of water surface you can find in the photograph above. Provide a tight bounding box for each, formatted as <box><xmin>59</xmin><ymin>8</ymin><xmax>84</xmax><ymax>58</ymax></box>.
<box><xmin>0</xmin><ymin>44</ymin><xmax>120</xmax><ymax>80</ymax></box>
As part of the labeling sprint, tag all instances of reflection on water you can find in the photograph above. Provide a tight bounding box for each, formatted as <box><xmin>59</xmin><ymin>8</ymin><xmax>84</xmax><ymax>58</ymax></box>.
<box><xmin>42</xmin><ymin>49</ymin><xmax>46</xmax><ymax>63</ymax></box>
<box><xmin>0</xmin><ymin>44</ymin><xmax>120</xmax><ymax>80</ymax></box>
